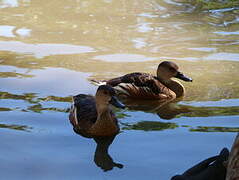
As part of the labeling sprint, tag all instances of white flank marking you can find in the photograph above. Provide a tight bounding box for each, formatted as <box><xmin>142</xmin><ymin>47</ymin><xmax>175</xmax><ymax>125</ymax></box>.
<box><xmin>74</xmin><ymin>106</ymin><xmax>79</xmax><ymax>125</ymax></box>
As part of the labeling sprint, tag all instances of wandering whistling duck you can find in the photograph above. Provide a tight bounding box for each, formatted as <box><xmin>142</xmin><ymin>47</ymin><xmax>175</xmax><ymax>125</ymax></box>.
<box><xmin>91</xmin><ymin>61</ymin><xmax>192</xmax><ymax>100</ymax></box>
<box><xmin>69</xmin><ymin>85</ymin><xmax>125</xmax><ymax>138</ymax></box>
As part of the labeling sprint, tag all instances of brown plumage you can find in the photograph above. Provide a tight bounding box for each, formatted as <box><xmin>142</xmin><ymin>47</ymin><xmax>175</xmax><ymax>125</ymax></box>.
<box><xmin>69</xmin><ymin>85</ymin><xmax>125</xmax><ymax>138</ymax></box>
<box><xmin>226</xmin><ymin>133</ymin><xmax>239</xmax><ymax>180</ymax></box>
<box><xmin>92</xmin><ymin>61</ymin><xmax>192</xmax><ymax>100</ymax></box>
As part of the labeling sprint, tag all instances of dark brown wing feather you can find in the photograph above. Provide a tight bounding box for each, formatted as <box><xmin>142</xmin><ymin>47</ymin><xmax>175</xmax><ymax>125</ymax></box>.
<box><xmin>69</xmin><ymin>94</ymin><xmax>119</xmax><ymax>138</ymax></box>
<box><xmin>69</xmin><ymin>94</ymin><xmax>97</xmax><ymax>136</ymax></box>
<box><xmin>107</xmin><ymin>72</ymin><xmax>148</xmax><ymax>85</ymax></box>
<box><xmin>106</xmin><ymin>72</ymin><xmax>142</xmax><ymax>86</ymax></box>
<box><xmin>107</xmin><ymin>72</ymin><xmax>161</xmax><ymax>94</ymax></box>
<box><xmin>73</xmin><ymin>94</ymin><xmax>97</xmax><ymax>123</ymax></box>
<box><xmin>107</xmin><ymin>72</ymin><xmax>175</xmax><ymax>99</ymax></box>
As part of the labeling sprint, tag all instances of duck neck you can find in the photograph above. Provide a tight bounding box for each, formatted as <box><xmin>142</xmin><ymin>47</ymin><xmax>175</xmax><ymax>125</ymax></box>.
<box><xmin>89</xmin><ymin>103</ymin><xmax>118</xmax><ymax>136</ymax></box>
<box><xmin>157</xmin><ymin>77</ymin><xmax>185</xmax><ymax>98</ymax></box>
<box><xmin>92</xmin><ymin>103</ymin><xmax>116</xmax><ymax>129</ymax></box>
<box><xmin>95</xmin><ymin>102</ymin><xmax>111</xmax><ymax>122</ymax></box>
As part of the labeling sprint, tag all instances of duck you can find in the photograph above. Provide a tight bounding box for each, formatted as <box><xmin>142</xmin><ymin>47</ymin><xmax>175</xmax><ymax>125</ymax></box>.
<box><xmin>171</xmin><ymin>147</ymin><xmax>229</xmax><ymax>180</ymax></box>
<box><xmin>69</xmin><ymin>85</ymin><xmax>125</xmax><ymax>138</ymax></box>
<box><xmin>91</xmin><ymin>61</ymin><xmax>192</xmax><ymax>100</ymax></box>
<box><xmin>226</xmin><ymin>133</ymin><xmax>239</xmax><ymax>180</ymax></box>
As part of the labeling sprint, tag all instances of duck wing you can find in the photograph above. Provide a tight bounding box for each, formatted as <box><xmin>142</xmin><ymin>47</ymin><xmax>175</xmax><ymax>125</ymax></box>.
<box><xmin>107</xmin><ymin>73</ymin><xmax>174</xmax><ymax>99</ymax></box>
<box><xmin>69</xmin><ymin>94</ymin><xmax>97</xmax><ymax>127</ymax></box>
<box><xmin>107</xmin><ymin>73</ymin><xmax>159</xmax><ymax>93</ymax></box>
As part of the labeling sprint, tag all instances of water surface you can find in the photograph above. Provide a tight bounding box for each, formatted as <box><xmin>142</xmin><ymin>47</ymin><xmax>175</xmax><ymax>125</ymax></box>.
<box><xmin>0</xmin><ymin>0</ymin><xmax>238</xmax><ymax>179</ymax></box>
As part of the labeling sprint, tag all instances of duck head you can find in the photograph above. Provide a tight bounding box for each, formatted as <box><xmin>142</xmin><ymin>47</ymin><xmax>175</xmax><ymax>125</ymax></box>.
<box><xmin>157</xmin><ymin>61</ymin><xmax>193</xmax><ymax>82</ymax></box>
<box><xmin>95</xmin><ymin>85</ymin><xmax>125</xmax><ymax>110</ymax></box>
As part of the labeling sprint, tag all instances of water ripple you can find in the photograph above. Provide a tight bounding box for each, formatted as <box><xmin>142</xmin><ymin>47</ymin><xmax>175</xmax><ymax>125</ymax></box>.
<box><xmin>0</xmin><ymin>41</ymin><xmax>96</xmax><ymax>58</ymax></box>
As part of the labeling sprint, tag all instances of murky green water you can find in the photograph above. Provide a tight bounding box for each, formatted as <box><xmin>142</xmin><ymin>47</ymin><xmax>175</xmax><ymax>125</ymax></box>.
<box><xmin>0</xmin><ymin>0</ymin><xmax>238</xmax><ymax>179</ymax></box>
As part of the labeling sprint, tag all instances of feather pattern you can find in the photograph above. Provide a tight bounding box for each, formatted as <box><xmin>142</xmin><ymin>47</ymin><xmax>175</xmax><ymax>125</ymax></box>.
<box><xmin>106</xmin><ymin>72</ymin><xmax>176</xmax><ymax>100</ymax></box>
<box><xmin>90</xmin><ymin>61</ymin><xmax>192</xmax><ymax>100</ymax></box>
<box><xmin>69</xmin><ymin>93</ymin><xmax>119</xmax><ymax>138</ymax></box>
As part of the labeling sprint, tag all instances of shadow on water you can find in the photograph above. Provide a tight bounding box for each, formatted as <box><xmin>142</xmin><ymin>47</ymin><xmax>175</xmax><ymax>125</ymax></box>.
<box><xmin>1</xmin><ymin>90</ymin><xmax>239</xmax><ymax>117</ymax></box>
<box><xmin>189</xmin><ymin>126</ymin><xmax>239</xmax><ymax>133</ymax></box>
<box><xmin>0</xmin><ymin>123</ymin><xmax>31</xmax><ymax>132</ymax></box>
<box><xmin>122</xmin><ymin>121</ymin><xmax>178</xmax><ymax>131</ymax></box>
<box><xmin>0</xmin><ymin>107</ymin><xmax>11</xmax><ymax>111</ymax></box>
<box><xmin>118</xmin><ymin>97</ymin><xmax>239</xmax><ymax>119</ymax></box>
<box><xmin>1</xmin><ymin>90</ymin><xmax>239</xmax><ymax>133</ymax></box>
<box><xmin>121</xmin><ymin>120</ymin><xmax>239</xmax><ymax>133</ymax></box>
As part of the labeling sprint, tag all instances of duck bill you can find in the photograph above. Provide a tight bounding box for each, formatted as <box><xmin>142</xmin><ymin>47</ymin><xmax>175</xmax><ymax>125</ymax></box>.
<box><xmin>110</xmin><ymin>96</ymin><xmax>125</xmax><ymax>109</ymax></box>
<box><xmin>175</xmin><ymin>72</ymin><xmax>193</xmax><ymax>82</ymax></box>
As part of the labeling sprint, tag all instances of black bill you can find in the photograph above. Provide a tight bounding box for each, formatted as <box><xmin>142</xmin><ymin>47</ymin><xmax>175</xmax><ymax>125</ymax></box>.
<box><xmin>175</xmin><ymin>72</ymin><xmax>193</xmax><ymax>82</ymax></box>
<box><xmin>110</xmin><ymin>96</ymin><xmax>125</xmax><ymax>109</ymax></box>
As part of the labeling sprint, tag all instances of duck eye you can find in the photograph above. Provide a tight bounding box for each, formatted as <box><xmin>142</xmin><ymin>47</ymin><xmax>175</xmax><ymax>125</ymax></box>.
<box><xmin>103</xmin><ymin>91</ymin><xmax>108</xmax><ymax>95</ymax></box>
<box><xmin>169</xmin><ymin>67</ymin><xmax>176</xmax><ymax>72</ymax></box>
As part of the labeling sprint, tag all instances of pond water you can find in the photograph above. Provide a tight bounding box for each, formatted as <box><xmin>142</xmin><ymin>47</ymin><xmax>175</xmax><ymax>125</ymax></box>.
<box><xmin>0</xmin><ymin>0</ymin><xmax>238</xmax><ymax>179</ymax></box>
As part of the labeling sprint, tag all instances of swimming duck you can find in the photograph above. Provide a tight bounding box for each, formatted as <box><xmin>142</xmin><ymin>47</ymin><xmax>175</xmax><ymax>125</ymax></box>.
<box><xmin>91</xmin><ymin>61</ymin><xmax>192</xmax><ymax>100</ymax></box>
<box><xmin>69</xmin><ymin>85</ymin><xmax>125</xmax><ymax>138</ymax></box>
<box><xmin>226</xmin><ymin>133</ymin><xmax>239</xmax><ymax>180</ymax></box>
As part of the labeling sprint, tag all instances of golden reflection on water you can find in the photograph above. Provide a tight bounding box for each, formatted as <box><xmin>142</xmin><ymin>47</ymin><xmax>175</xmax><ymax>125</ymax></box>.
<box><xmin>0</xmin><ymin>0</ymin><xmax>239</xmax><ymax>131</ymax></box>
<box><xmin>0</xmin><ymin>123</ymin><xmax>31</xmax><ymax>132</ymax></box>
<box><xmin>0</xmin><ymin>0</ymin><xmax>238</xmax><ymax>102</ymax></box>
<box><xmin>0</xmin><ymin>2</ymin><xmax>238</xmax><ymax>179</ymax></box>
<box><xmin>0</xmin><ymin>0</ymin><xmax>238</xmax><ymax>56</ymax></box>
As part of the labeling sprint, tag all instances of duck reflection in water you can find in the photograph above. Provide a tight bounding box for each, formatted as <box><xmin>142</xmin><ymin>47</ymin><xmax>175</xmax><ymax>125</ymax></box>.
<box><xmin>71</xmin><ymin>129</ymin><xmax>123</xmax><ymax>171</ymax></box>
<box><xmin>93</xmin><ymin>135</ymin><xmax>123</xmax><ymax>171</ymax></box>
<box><xmin>120</xmin><ymin>98</ymin><xmax>190</xmax><ymax>120</ymax></box>
<box><xmin>69</xmin><ymin>85</ymin><xmax>124</xmax><ymax>171</ymax></box>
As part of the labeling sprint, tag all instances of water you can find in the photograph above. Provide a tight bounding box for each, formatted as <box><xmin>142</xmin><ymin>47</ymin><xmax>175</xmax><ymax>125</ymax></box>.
<box><xmin>0</xmin><ymin>0</ymin><xmax>238</xmax><ymax>179</ymax></box>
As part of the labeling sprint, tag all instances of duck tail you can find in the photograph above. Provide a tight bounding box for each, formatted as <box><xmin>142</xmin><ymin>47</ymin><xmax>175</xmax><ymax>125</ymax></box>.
<box><xmin>90</xmin><ymin>79</ymin><xmax>107</xmax><ymax>86</ymax></box>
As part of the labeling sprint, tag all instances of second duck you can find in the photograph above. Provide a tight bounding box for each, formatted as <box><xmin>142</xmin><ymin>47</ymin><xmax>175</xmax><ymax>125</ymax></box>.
<box><xmin>92</xmin><ymin>61</ymin><xmax>192</xmax><ymax>100</ymax></box>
